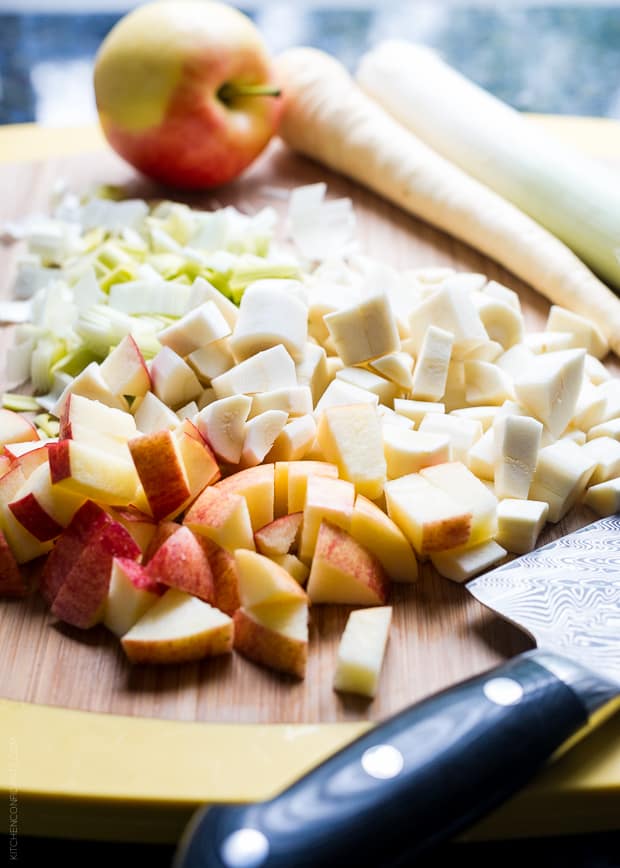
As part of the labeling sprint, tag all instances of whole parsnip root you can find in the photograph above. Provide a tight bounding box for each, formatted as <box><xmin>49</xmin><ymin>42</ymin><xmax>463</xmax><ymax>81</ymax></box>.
<box><xmin>275</xmin><ymin>47</ymin><xmax>620</xmax><ymax>356</ymax></box>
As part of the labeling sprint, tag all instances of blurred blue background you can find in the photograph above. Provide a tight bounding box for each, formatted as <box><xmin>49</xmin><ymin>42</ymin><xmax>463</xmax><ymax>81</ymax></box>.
<box><xmin>1</xmin><ymin>1</ymin><xmax>620</xmax><ymax>125</ymax></box>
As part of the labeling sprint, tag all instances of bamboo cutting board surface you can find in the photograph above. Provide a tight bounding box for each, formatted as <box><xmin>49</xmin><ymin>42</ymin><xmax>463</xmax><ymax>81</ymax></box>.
<box><xmin>1</xmin><ymin>140</ymin><xmax>618</xmax><ymax>727</ymax></box>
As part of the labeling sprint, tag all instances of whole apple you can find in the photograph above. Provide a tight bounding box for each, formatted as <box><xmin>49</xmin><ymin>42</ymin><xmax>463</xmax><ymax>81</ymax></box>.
<box><xmin>94</xmin><ymin>1</ymin><xmax>283</xmax><ymax>189</ymax></box>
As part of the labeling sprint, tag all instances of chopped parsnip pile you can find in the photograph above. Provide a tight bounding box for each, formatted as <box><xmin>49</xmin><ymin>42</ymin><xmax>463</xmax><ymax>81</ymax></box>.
<box><xmin>1</xmin><ymin>184</ymin><xmax>618</xmax><ymax>696</ymax></box>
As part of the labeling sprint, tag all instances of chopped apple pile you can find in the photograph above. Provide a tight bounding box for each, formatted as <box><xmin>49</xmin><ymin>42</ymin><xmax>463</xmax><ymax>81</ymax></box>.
<box><xmin>2</xmin><ymin>186</ymin><xmax>620</xmax><ymax>698</ymax></box>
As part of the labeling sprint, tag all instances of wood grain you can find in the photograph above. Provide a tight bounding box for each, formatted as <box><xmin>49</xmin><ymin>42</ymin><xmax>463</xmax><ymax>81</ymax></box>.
<box><xmin>0</xmin><ymin>141</ymin><xmax>617</xmax><ymax>725</ymax></box>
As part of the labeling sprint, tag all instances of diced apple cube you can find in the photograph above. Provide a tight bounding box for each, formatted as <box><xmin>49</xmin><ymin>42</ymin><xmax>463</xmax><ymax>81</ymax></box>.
<box><xmin>129</xmin><ymin>429</ymin><xmax>190</xmax><ymax>520</ymax></box>
<box><xmin>350</xmin><ymin>494</ymin><xmax>418</xmax><ymax>583</ymax></box>
<box><xmin>495</xmin><ymin>499</ymin><xmax>549</xmax><ymax>554</ymax></box>
<box><xmin>377</xmin><ymin>405</ymin><xmax>414</xmax><ymax>430</ymax></box>
<box><xmin>583</xmin><ymin>478</ymin><xmax>620</xmax><ymax>517</ymax></box>
<box><xmin>410</xmin><ymin>325</ymin><xmax>453</xmax><ymax>402</ymax></box>
<box><xmin>324</xmin><ymin>291</ymin><xmax>400</xmax><ymax>365</ymax></box>
<box><xmin>282</xmin><ymin>460</ymin><xmax>339</xmax><ymax>515</ymax></box>
<box><xmin>233</xmin><ymin>601</ymin><xmax>308</xmax><ymax>678</ymax></box>
<box><xmin>529</xmin><ymin>440</ymin><xmax>596</xmax><ymax>522</ymax></box>
<box><xmin>514</xmin><ymin>349</ymin><xmax>585</xmax><ymax>437</ymax></box>
<box><xmin>8</xmin><ymin>461</ymin><xmax>85</xmax><ymax>541</ymax></box>
<box><xmin>265</xmin><ymin>414</ymin><xmax>317</xmax><ymax>462</ymax></box>
<box><xmin>52</xmin><ymin>362</ymin><xmax>130</xmax><ymax>417</ymax></box>
<box><xmin>103</xmin><ymin>557</ymin><xmax>159</xmax><ymax>637</ymax></box>
<box><xmin>49</xmin><ymin>439</ymin><xmax>139</xmax><ymax>507</ymax></box>
<box><xmin>184</xmin><ymin>486</ymin><xmax>255</xmax><ymax>552</ymax></box>
<box><xmin>215</xmin><ymin>464</ymin><xmax>275</xmax><ymax>532</ymax></box>
<box><xmin>270</xmin><ymin>554</ymin><xmax>309</xmax><ymax>586</ymax></box>
<box><xmin>234</xmin><ymin>548</ymin><xmax>307</xmax><ymax>609</ymax></box>
<box><xmin>121</xmin><ymin>589</ymin><xmax>233</xmax><ymax>664</ymax></box>
<box><xmin>494</xmin><ymin>415</ymin><xmax>542</xmax><ymax>499</ymax></box>
<box><xmin>0</xmin><ymin>408</ymin><xmax>38</xmax><ymax>448</ymax></box>
<box><xmin>307</xmin><ymin>520</ymin><xmax>389</xmax><ymax>605</ymax></box>
<box><xmin>382</xmin><ymin>427</ymin><xmax>450</xmax><ymax>478</ymax></box>
<box><xmin>255</xmin><ymin>512</ymin><xmax>302</xmax><ymax>557</ymax></box>
<box><xmin>431</xmin><ymin>539</ymin><xmax>507</xmax><ymax>583</ymax></box>
<box><xmin>385</xmin><ymin>473</ymin><xmax>472</xmax><ymax>554</ymax></box>
<box><xmin>146</xmin><ymin>526</ymin><xmax>215</xmax><ymax>602</ymax></box>
<box><xmin>333</xmin><ymin>606</ymin><xmax>392</xmax><ymax>698</ymax></box>
<box><xmin>100</xmin><ymin>334</ymin><xmax>151</xmax><ymax>398</ymax></box>
<box><xmin>316</xmin><ymin>403</ymin><xmax>386</xmax><ymax>500</ymax></box>
<box><xmin>299</xmin><ymin>475</ymin><xmax>355</xmax><ymax>561</ymax></box>
<box><xmin>0</xmin><ymin>528</ymin><xmax>27</xmax><ymax>597</ymax></box>
<box><xmin>421</xmin><ymin>461</ymin><xmax>497</xmax><ymax>544</ymax></box>
<box><xmin>212</xmin><ymin>345</ymin><xmax>297</xmax><ymax>398</ymax></box>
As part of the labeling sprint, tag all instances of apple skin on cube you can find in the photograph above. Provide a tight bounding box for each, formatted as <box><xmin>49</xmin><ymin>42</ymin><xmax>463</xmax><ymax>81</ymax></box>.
<box><xmin>0</xmin><ymin>529</ymin><xmax>28</xmax><ymax>597</ymax></box>
<box><xmin>51</xmin><ymin>517</ymin><xmax>141</xmax><ymax>629</ymax></box>
<box><xmin>0</xmin><ymin>408</ymin><xmax>39</xmax><ymax>448</ymax></box>
<box><xmin>255</xmin><ymin>512</ymin><xmax>302</xmax><ymax>557</ymax></box>
<box><xmin>234</xmin><ymin>549</ymin><xmax>307</xmax><ymax>609</ymax></box>
<box><xmin>49</xmin><ymin>439</ymin><xmax>139</xmax><ymax>507</ymax></box>
<box><xmin>350</xmin><ymin>495</ymin><xmax>418</xmax><ymax>583</ymax></box>
<box><xmin>145</xmin><ymin>526</ymin><xmax>215</xmax><ymax>602</ymax></box>
<box><xmin>121</xmin><ymin>589</ymin><xmax>234</xmax><ymax>665</ymax></box>
<box><xmin>233</xmin><ymin>602</ymin><xmax>308</xmax><ymax>678</ymax></box>
<box><xmin>100</xmin><ymin>334</ymin><xmax>151</xmax><ymax>398</ymax></box>
<box><xmin>199</xmin><ymin>537</ymin><xmax>241</xmax><ymax>616</ymax></box>
<box><xmin>184</xmin><ymin>486</ymin><xmax>255</xmax><ymax>553</ymax></box>
<box><xmin>9</xmin><ymin>490</ymin><xmax>64</xmax><ymax>542</ymax></box>
<box><xmin>103</xmin><ymin>557</ymin><xmax>160</xmax><ymax>637</ymax></box>
<box><xmin>129</xmin><ymin>429</ymin><xmax>191</xmax><ymax>521</ymax></box>
<box><xmin>8</xmin><ymin>461</ymin><xmax>86</xmax><ymax>543</ymax></box>
<box><xmin>109</xmin><ymin>506</ymin><xmax>158</xmax><ymax>555</ymax></box>
<box><xmin>307</xmin><ymin>520</ymin><xmax>389</xmax><ymax>606</ymax></box>
<box><xmin>299</xmin><ymin>475</ymin><xmax>355</xmax><ymax>562</ymax></box>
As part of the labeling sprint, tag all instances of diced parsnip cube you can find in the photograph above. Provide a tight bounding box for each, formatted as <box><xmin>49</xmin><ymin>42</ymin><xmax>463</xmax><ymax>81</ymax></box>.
<box><xmin>324</xmin><ymin>291</ymin><xmax>400</xmax><ymax>365</ymax></box>
<box><xmin>299</xmin><ymin>475</ymin><xmax>355</xmax><ymax>561</ymax></box>
<box><xmin>241</xmin><ymin>410</ymin><xmax>288</xmax><ymax>468</ymax></box>
<box><xmin>229</xmin><ymin>280</ymin><xmax>308</xmax><ymax>362</ymax></box>
<box><xmin>325</xmin><ymin>356</ymin><xmax>345</xmax><ymax>382</ymax></box>
<box><xmin>464</xmin><ymin>360</ymin><xmax>514</xmax><ymax>406</ymax></box>
<box><xmin>442</xmin><ymin>361</ymin><xmax>467</xmax><ymax>412</ymax></box>
<box><xmin>385</xmin><ymin>473</ymin><xmax>472</xmax><ymax>555</ymax></box>
<box><xmin>393</xmin><ymin>399</ymin><xmax>445</xmax><ymax>428</ymax></box>
<box><xmin>483</xmin><ymin>280</ymin><xmax>521</xmax><ymax>312</ymax></box>
<box><xmin>316</xmin><ymin>403</ymin><xmax>386</xmax><ymax>500</ymax></box>
<box><xmin>284</xmin><ymin>460</ymin><xmax>339</xmax><ymax>515</ymax></box>
<box><xmin>198</xmin><ymin>388</ymin><xmax>216</xmax><ymax>410</ymax></box>
<box><xmin>420</xmin><ymin>461</ymin><xmax>497</xmax><ymax>545</ymax></box>
<box><xmin>581</xmin><ymin>437</ymin><xmax>620</xmax><ymax>484</ymax></box>
<box><xmin>584</xmin><ymin>354</ymin><xmax>611</xmax><ymax>385</ymax></box>
<box><xmin>587</xmin><ymin>418</ymin><xmax>620</xmax><ymax>442</ymax></box>
<box><xmin>150</xmin><ymin>347</ymin><xmax>202</xmax><ymax>409</ymax></box>
<box><xmin>524</xmin><ymin>331</ymin><xmax>575</xmax><ymax>354</ymax></box>
<box><xmin>333</xmin><ymin>607</ymin><xmax>392</xmax><ymax>698</ymax></box>
<box><xmin>175</xmin><ymin>401</ymin><xmax>198</xmax><ymax>422</ymax></box>
<box><xmin>495</xmin><ymin>344</ymin><xmax>535</xmax><ymax>379</ymax></box>
<box><xmin>409</xmin><ymin>266</ymin><xmax>455</xmax><ymax>284</ymax></box>
<box><xmin>196</xmin><ymin>395</ymin><xmax>252</xmax><ymax>465</ymax></box>
<box><xmin>134</xmin><ymin>391</ymin><xmax>179</xmax><ymax>433</ymax></box>
<box><xmin>463</xmin><ymin>340</ymin><xmax>503</xmax><ymax>363</ymax></box>
<box><xmin>495</xmin><ymin>499</ymin><xmax>549</xmax><ymax>554</ymax></box>
<box><xmin>158</xmin><ymin>301</ymin><xmax>231</xmax><ymax>358</ymax></box>
<box><xmin>442</xmin><ymin>272</ymin><xmax>488</xmax><ymax>293</ymax></box>
<box><xmin>470</xmin><ymin>294</ymin><xmax>524</xmax><ymax>349</ymax></box>
<box><xmin>572</xmin><ymin>381</ymin><xmax>608</xmax><ymax>431</ymax></box>
<box><xmin>190</xmin><ymin>276</ymin><xmax>238</xmax><ymax>328</ymax></box>
<box><xmin>513</xmin><ymin>348</ymin><xmax>585</xmax><ymax>438</ymax></box>
<box><xmin>467</xmin><ymin>428</ymin><xmax>496</xmax><ymax>481</ymax></box>
<box><xmin>410</xmin><ymin>325</ymin><xmax>453</xmax><ymax>401</ymax></box>
<box><xmin>546</xmin><ymin>305</ymin><xmax>608</xmax><ymax>359</ymax></box>
<box><xmin>408</xmin><ymin>285</ymin><xmax>488</xmax><ymax>359</ymax></box>
<box><xmin>271</xmin><ymin>553</ymin><xmax>310</xmax><ymax>586</ymax></box>
<box><xmin>368</xmin><ymin>352</ymin><xmax>414</xmax><ymax>391</ymax></box>
<box><xmin>295</xmin><ymin>343</ymin><xmax>329</xmax><ymax>406</ymax></box>
<box><xmin>418</xmin><ymin>414</ymin><xmax>482</xmax><ymax>465</ymax></box>
<box><xmin>494</xmin><ymin>415</ymin><xmax>542</xmax><ymax>500</ymax></box>
<box><xmin>52</xmin><ymin>362</ymin><xmax>130</xmax><ymax>417</ymax></box>
<box><xmin>250</xmin><ymin>386</ymin><xmax>313</xmax><ymax>418</ymax></box>
<box><xmin>561</xmin><ymin>429</ymin><xmax>587</xmax><ymax>445</ymax></box>
<box><xmin>382</xmin><ymin>427</ymin><xmax>450</xmax><ymax>478</ymax></box>
<box><xmin>336</xmin><ymin>367</ymin><xmax>399</xmax><ymax>407</ymax></box>
<box><xmin>451</xmin><ymin>406</ymin><xmax>501</xmax><ymax>432</ymax></box>
<box><xmin>350</xmin><ymin>494</ymin><xmax>418</xmax><ymax>583</ymax></box>
<box><xmin>314</xmin><ymin>379</ymin><xmax>378</xmax><ymax>416</ymax></box>
<box><xmin>593</xmin><ymin>380</ymin><xmax>620</xmax><ymax>424</ymax></box>
<box><xmin>529</xmin><ymin>441</ymin><xmax>596</xmax><ymax>522</ymax></box>
<box><xmin>187</xmin><ymin>339</ymin><xmax>235</xmax><ymax>382</ymax></box>
<box><xmin>377</xmin><ymin>405</ymin><xmax>414</xmax><ymax>429</ymax></box>
<box><xmin>265</xmin><ymin>414</ymin><xmax>317</xmax><ymax>462</ymax></box>
<box><xmin>99</xmin><ymin>334</ymin><xmax>151</xmax><ymax>398</ymax></box>
<box><xmin>431</xmin><ymin>539</ymin><xmax>507</xmax><ymax>583</ymax></box>
<box><xmin>583</xmin><ymin>478</ymin><xmax>620</xmax><ymax>516</ymax></box>
<box><xmin>211</xmin><ymin>345</ymin><xmax>296</xmax><ymax>398</ymax></box>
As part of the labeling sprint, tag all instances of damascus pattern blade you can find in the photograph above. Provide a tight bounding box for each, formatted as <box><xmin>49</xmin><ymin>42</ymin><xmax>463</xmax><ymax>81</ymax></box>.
<box><xmin>468</xmin><ymin>515</ymin><xmax>620</xmax><ymax>685</ymax></box>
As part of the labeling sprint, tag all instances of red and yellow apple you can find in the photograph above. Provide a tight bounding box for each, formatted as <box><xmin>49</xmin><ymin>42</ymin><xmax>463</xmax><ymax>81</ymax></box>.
<box><xmin>94</xmin><ymin>1</ymin><xmax>283</xmax><ymax>189</ymax></box>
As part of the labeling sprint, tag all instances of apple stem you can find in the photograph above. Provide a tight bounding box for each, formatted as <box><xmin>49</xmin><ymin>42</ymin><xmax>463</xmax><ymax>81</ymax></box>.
<box><xmin>218</xmin><ymin>83</ymin><xmax>282</xmax><ymax>104</ymax></box>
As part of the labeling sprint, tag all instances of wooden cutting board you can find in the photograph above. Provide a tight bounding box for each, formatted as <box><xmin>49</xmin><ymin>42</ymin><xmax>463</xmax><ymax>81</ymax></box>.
<box><xmin>1</xmin><ymin>134</ymin><xmax>619</xmax><ymax>841</ymax></box>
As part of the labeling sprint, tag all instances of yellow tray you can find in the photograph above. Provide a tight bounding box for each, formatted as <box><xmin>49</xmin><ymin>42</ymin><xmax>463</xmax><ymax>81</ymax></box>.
<box><xmin>1</xmin><ymin>118</ymin><xmax>620</xmax><ymax>845</ymax></box>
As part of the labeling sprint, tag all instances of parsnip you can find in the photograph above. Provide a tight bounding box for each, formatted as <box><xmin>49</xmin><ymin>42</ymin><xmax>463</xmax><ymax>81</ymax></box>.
<box><xmin>275</xmin><ymin>47</ymin><xmax>620</xmax><ymax>355</ymax></box>
<box><xmin>357</xmin><ymin>40</ymin><xmax>620</xmax><ymax>293</ymax></box>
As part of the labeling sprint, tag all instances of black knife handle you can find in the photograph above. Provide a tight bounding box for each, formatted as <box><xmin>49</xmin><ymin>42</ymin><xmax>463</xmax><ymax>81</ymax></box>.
<box><xmin>175</xmin><ymin>651</ymin><xmax>588</xmax><ymax>868</ymax></box>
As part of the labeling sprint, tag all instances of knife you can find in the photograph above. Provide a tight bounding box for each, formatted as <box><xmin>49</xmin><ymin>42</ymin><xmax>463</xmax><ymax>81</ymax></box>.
<box><xmin>175</xmin><ymin>515</ymin><xmax>620</xmax><ymax>868</ymax></box>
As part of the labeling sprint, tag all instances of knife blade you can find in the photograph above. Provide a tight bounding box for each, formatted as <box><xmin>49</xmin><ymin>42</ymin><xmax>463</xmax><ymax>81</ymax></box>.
<box><xmin>175</xmin><ymin>516</ymin><xmax>620</xmax><ymax>868</ymax></box>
